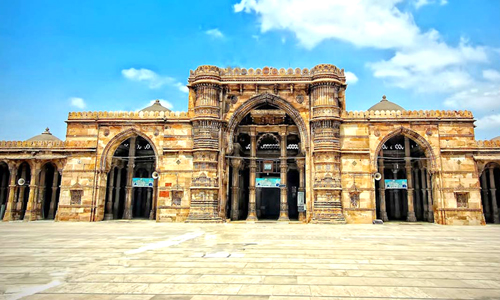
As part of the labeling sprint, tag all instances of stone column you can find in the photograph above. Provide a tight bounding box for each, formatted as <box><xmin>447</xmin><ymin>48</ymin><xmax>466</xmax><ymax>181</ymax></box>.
<box><xmin>17</xmin><ymin>166</ymin><xmax>28</xmax><ymax>216</ymax></box>
<box><xmin>247</xmin><ymin>127</ymin><xmax>258</xmax><ymax>222</ymax></box>
<box><xmin>414</xmin><ymin>167</ymin><xmax>423</xmax><ymax>220</ymax></box>
<box><xmin>113</xmin><ymin>167</ymin><xmax>123</xmax><ymax>219</ymax></box>
<box><xmin>123</xmin><ymin>136</ymin><xmax>137</xmax><ymax>219</ymax></box>
<box><xmin>0</xmin><ymin>171</ymin><xmax>7</xmax><ymax>218</ymax></box>
<box><xmin>48</xmin><ymin>170</ymin><xmax>60</xmax><ymax>219</ymax></box>
<box><xmin>24</xmin><ymin>166</ymin><xmax>40</xmax><ymax>221</ymax></box>
<box><xmin>104</xmin><ymin>168</ymin><xmax>115</xmax><ymax>220</ymax></box>
<box><xmin>421</xmin><ymin>167</ymin><xmax>428</xmax><ymax>221</ymax></box>
<box><xmin>3</xmin><ymin>164</ymin><xmax>18</xmax><ymax>221</ymax></box>
<box><xmin>278</xmin><ymin>126</ymin><xmax>289</xmax><ymax>222</ymax></box>
<box><xmin>231</xmin><ymin>158</ymin><xmax>243</xmax><ymax>220</ymax></box>
<box><xmin>426</xmin><ymin>170</ymin><xmax>434</xmax><ymax>222</ymax></box>
<box><xmin>296</xmin><ymin>158</ymin><xmax>306</xmax><ymax>222</ymax></box>
<box><xmin>392</xmin><ymin>167</ymin><xmax>400</xmax><ymax>219</ymax></box>
<box><xmin>489</xmin><ymin>167</ymin><xmax>499</xmax><ymax>224</ymax></box>
<box><xmin>145</xmin><ymin>187</ymin><xmax>152</xmax><ymax>219</ymax></box>
<box><xmin>378</xmin><ymin>154</ymin><xmax>388</xmax><ymax>222</ymax></box>
<box><xmin>37</xmin><ymin>168</ymin><xmax>47</xmax><ymax>220</ymax></box>
<box><xmin>405</xmin><ymin>137</ymin><xmax>417</xmax><ymax>222</ymax></box>
<box><xmin>480</xmin><ymin>171</ymin><xmax>490</xmax><ymax>220</ymax></box>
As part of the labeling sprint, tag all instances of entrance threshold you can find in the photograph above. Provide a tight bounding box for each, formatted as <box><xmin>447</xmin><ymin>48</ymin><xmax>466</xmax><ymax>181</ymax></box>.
<box><xmin>229</xmin><ymin>220</ymin><xmax>303</xmax><ymax>224</ymax></box>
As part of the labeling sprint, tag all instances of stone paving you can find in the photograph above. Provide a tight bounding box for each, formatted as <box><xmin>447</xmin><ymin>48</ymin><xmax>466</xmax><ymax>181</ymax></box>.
<box><xmin>1</xmin><ymin>221</ymin><xmax>500</xmax><ymax>300</ymax></box>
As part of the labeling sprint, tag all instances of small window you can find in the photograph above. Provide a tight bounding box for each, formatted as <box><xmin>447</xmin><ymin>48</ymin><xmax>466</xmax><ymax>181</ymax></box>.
<box><xmin>70</xmin><ymin>189</ymin><xmax>83</xmax><ymax>205</ymax></box>
<box><xmin>455</xmin><ymin>192</ymin><xmax>469</xmax><ymax>208</ymax></box>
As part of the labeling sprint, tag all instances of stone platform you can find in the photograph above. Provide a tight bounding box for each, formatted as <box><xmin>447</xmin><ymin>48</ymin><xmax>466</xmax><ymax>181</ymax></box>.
<box><xmin>0</xmin><ymin>221</ymin><xmax>500</xmax><ymax>299</ymax></box>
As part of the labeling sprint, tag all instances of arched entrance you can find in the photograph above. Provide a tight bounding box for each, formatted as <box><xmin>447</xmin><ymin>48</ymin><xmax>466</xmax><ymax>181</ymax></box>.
<box><xmin>16</xmin><ymin>162</ymin><xmax>31</xmax><ymax>220</ymax></box>
<box><xmin>104</xmin><ymin>135</ymin><xmax>156</xmax><ymax>220</ymax></box>
<box><xmin>38</xmin><ymin>162</ymin><xmax>61</xmax><ymax>220</ymax></box>
<box><xmin>480</xmin><ymin>162</ymin><xmax>500</xmax><ymax>223</ymax></box>
<box><xmin>0</xmin><ymin>162</ymin><xmax>9</xmax><ymax>220</ymax></box>
<box><xmin>375</xmin><ymin>134</ymin><xmax>434</xmax><ymax>222</ymax></box>
<box><xmin>227</xmin><ymin>100</ymin><xmax>306</xmax><ymax>222</ymax></box>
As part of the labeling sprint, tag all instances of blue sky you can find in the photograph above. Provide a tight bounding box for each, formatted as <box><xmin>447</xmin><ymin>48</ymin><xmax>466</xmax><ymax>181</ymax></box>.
<box><xmin>1</xmin><ymin>0</ymin><xmax>499</xmax><ymax>140</ymax></box>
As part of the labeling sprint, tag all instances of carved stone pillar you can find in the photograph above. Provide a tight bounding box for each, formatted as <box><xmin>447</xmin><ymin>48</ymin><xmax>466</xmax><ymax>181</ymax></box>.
<box><xmin>104</xmin><ymin>167</ymin><xmax>115</xmax><ymax>220</ymax></box>
<box><xmin>123</xmin><ymin>136</ymin><xmax>137</xmax><ymax>219</ymax></box>
<box><xmin>296</xmin><ymin>158</ymin><xmax>306</xmax><ymax>221</ymax></box>
<box><xmin>0</xmin><ymin>171</ymin><xmax>7</xmax><ymax>219</ymax></box>
<box><xmin>113</xmin><ymin>167</ymin><xmax>123</xmax><ymax>219</ymax></box>
<box><xmin>24</xmin><ymin>166</ymin><xmax>40</xmax><ymax>221</ymax></box>
<box><xmin>481</xmin><ymin>171</ymin><xmax>490</xmax><ymax>220</ymax></box>
<box><xmin>145</xmin><ymin>187</ymin><xmax>152</xmax><ymax>219</ymax></box>
<box><xmin>392</xmin><ymin>168</ymin><xmax>400</xmax><ymax>219</ymax></box>
<box><xmin>247</xmin><ymin>127</ymin><xmax>258</xmax><ymax>222</ymax></box>
<box><xmin>3</xmin><ymin>164</ymin><xmax>18</xmax><ymax>221</ymax></box>
<box><xmin>489</xmin><ymin>167</ymin><xmax>499</xmax><ymax>224</ymax></box>
<box><xmin>405</xmin><ymin>137</ymin><xmax>417</xmax><ymax>222</ymax></box>
<box><xmin>378</xmin><ymin>154</ymin><xmax>388</xmax><ymax>222</ymax></box>
<box><xmin>426</xmin><ymin>169</ymin><xmax>434</xmax><ymax>222</ymax></box>
<box><xmin>278</xmin><ymin>126</ymin><xmax>289</xmax><ymax>222</ymax></box>
<box><xmin>231</xmin><ymin>158</ymin><xmax>243</xmax><ymax>220</ymax></box>
<box><xmin>414</xmin><ymin>167</ymin><xmax>423</xmax><ymax>220</ymax></box>
<box><xmin>17</xmin><ymin>166</ymin><xmax>28</xmax><ymax>217</ymax></box>
<box><xmin>47</xmin><ymin>170</ymin><xmax>60</xmax><ymax>219</ymax></box>
<box><xmin>421</xmin><ymin>167</ymin><xmax>428</xmax><ymax>222</ymax></box>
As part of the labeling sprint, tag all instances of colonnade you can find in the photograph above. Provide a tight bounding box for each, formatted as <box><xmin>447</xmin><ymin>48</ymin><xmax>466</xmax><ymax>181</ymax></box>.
<box><xmin>480</xmin><ymin>164</ymin><xmax>500</xmax><ymax>223</ymax></box>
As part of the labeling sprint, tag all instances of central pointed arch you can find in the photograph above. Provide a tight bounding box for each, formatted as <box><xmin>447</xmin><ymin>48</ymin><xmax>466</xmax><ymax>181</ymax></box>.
<box><xmin>226</xmin><ymin>93</ymin><xmax>309</xmax><ymax>154</ymax></box>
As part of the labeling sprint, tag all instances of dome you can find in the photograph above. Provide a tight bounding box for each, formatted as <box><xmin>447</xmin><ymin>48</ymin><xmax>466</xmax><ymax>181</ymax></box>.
<box><xmin>140</xmin><ymin>100</ymin><xmax>171</xmax><ymax>112</ymax></box>
<box><xmin>368</xmin><ymin>95</ymin><xmax>405</xmax><ymax>111</ymax></box>
<box><xmin>492</xmin><ymin>136</ymin><xmax>500</xmax><ymax>141</ymax></box>
<box><xmin>26</xmin><ymin>128</ymin><xmax>62</xmax><ymax>142</ymax></box>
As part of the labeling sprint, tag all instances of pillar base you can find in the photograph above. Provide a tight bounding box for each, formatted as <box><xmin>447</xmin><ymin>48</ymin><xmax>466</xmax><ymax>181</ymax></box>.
<box><xmin>104</xmin><ymin>213</ymin><xmax>113</xmax><ymax>220</ymax></box>
<box><xmin>231</xmin><ymin>210</ymin><xmax>239</xmax><ymax>221</ymax></box>
<box><xmin>493</xmin><ymin>213</ymin><xmax>500</xmax><ymax>224</ymax></box>
<box><xmin>123</xmin><ymin>209</ymin><xmax>132</xmax><ymax>220</ymax></box>
<box><xmin>381</xmin><ymin>211</ymin><xmax>389</xmax><ymax>222</ymax></box>
<box><xmin>427</xmin><ymin>211</ymin><xmax>434</xmax><ymax>223</ymax></box>
<box><xmin>278</xmin><ymin>214</ymin><xmax>290</xmax><ymax>222</ymax></box>
<box><xmin>407</xmin><ymin>212</ymin><xmax>417</xmax><ymax>222</ymax></box>
<box><xmin>246</xmin><ymin>213</ymin><xmax>258</xmax><ymax>222</ymax></box>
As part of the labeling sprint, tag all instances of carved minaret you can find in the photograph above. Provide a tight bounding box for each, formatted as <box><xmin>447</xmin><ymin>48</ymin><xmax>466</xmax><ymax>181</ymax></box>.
<box><xmin>187</xmin><ymin>66</ymin><xmax>223</xmax><ymax>222</ymax></box>
<box><xmin>310</xmin><ymin>64</ymin><xmax>346</xmax><ymax>223</ymax></box>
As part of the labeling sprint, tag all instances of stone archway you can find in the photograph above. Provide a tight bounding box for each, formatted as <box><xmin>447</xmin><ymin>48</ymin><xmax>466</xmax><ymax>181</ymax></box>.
<box><xmin>480</xmin><ymin>162</ymin><xmax>500</xmax><ymax>223</ymax></box>
<box><xmin>226</xmin><ymin>93</ymin><xmax>309</xmax><ymax>155</ymax></box>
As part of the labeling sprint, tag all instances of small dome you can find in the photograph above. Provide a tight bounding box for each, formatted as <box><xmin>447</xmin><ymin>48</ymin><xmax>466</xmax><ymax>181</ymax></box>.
<box><xmin>492</xmin><ymin>136</ymin><xmax>500</xmax><ymax>141</ymax></box>
<box><xmin>26</xmin><ymin>128</ymin><xmax>62</xmax><ymax>142</ymax></box>
<box><xmin>140</xmin><ymin>100</ymin><xmax>171</xmax><ymax>112</ymax></box>
<box><xmin>368</xmin><ymin>95</ymin><xmax>405</xmax><ymax>111</ymax></box>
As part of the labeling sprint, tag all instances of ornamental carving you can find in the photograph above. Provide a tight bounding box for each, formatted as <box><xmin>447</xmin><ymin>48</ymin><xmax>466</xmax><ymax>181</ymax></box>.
<box><xmin>192</xmin><ymin>173</ymin><xmax>218</xmax><ymax>187</ymax></box>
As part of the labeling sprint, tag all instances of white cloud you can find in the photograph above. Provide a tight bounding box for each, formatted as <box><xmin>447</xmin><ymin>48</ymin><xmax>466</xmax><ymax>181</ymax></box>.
<box><xmin>206</xmin><ymin>28</ymin><xmax>224</xmax><ymax>39</ymax></box>
<box><xmin>483</xmin><ymin>69</ymin><xmax>500</xmax><ymax>82</ymax></box>
<box><xmin>69</xmin><ymin>97</ymin><xmax>86</xmax><ymax>109</ymax></box>
<box><xmin>444</xmin><ymin>83</ymin><xmax>500</xmax><ymax>111</ymax></box>
<box><xmin>345</xmin><ymin>71</ymin><xmax>358</xmax><ymax>85</ymax></box>
<box><xmin>413</xmin><ymin>0</ymin><xmax>447</xmax><ymax>9</ymax></box>
<box><xmin>122</xmin><ymin>68</ymin><xmax>188</xmax><ymax>93</ymax></box>
<box><xmin>234</xmin><ymin>0</ymin><xmax>491</xmax><ymax>94</ymax></box>
<box><xmin>476</xmin><ymin>114</ymin><xmax>500</xmax><ymax>130</ymax></box>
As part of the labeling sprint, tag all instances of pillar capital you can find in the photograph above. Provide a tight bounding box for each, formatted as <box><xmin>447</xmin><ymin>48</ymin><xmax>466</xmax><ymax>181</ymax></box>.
<box><xmin>279</xmin><ymin>125</ymin><xmax>287</xmax><ymax>136</ymax></box>
<box><xmin>295</xmin><ymin>157</ymin><xmax>305</xmax><ymax>169</ymax></box>
<box><xmin>230</xmin><ymin>158</ymin><xmax>244</xmax><ymax>170</ymax></box>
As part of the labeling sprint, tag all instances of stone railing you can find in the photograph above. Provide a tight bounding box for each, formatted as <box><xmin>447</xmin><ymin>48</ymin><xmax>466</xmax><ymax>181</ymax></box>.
<box><xmin>476</xmin><ymin>140</ymin><xmax>500</xmax><ymax>148</ymax></box>
<box><xmin>189</xmin><ymin>64</ymin><xmax>345</xmax><ymax>79</ymax></box>
<box><xmin>0</xmin><ymin>140</ymin><xmax>65</xmax><ymax>148</ymax></box>
<box><xmin>342</xmin><ymin>110</ymin><xmax>474</xmax><ymax>120</ymax></box>
<box><xmin>67</xmin><ymin>110</ymin><xmax>189</xmax><ymax>120</ymax></box>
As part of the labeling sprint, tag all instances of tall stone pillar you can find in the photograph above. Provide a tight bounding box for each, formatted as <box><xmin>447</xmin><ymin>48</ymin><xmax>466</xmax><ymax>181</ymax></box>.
<box><xmin>414</xmin><ymin>168</ymin><xmax>423</xmax><ymax>220</ymax></box>
<box><xmin>489</xmin><ymin>167</ymin><xmax>499</xmax><ymax>224</ymax></box>
<box><xmin>278</xmin><ymin>126</ymin><xmax>289</xmax><ymax>222</ymax></box>
<box><xmin>378</xmin><ymin>154</ymin><xmax>388</xmax><ymax>222</ymax></box>
<box><xmin>247</xmin><ymin>127</ymin><xmax>258</xmax><ymax>222</ymax></box>
<box><xmin>392</xmin><ymin>168</ymin><xmax>400</xmax><ymax>219</ymax></box>
<box><xmin>480</xmin><ymin>171</ymin><xmax>490</xmax><ymax>220</ymax></box>
<box><xmin>37</xmin><ymin>168</ymin><xmax>47</xmax><ymax>220</ymax></box>
<box><xmin>48</xmin><ymin>170</ymin><xmax>60</xmax><ymax>219</ymax></box>
<box><xmin>104</xmin><ymin>167</ymin><xmax>115</xmax><ymax>220</ymax></box>
<box><xmin>421</xmin><ymin>167</ymin><xmax>428</xmax><ymax>221</ymax></box>
<box><xmin>426</xmin><ymin>170</ymin><xmax>434</xmax><ymax>222</ymax></box>
<box><xmin>113</xmin><ymin>167</ymin><xmax>123</xmax><ymax>219</ymax></box>
<box><xmin>230</xmin><ymin>158</ymin><xmax>243</xmax><ymax>220</ymax></box>
<box><xmin>405</xmin><ymin>137</ymin><xmax>417</xmax><ymax>222</ymax></box>
<box><xmin>24</xmin><ymin>166</ymin><xmax>40</xmax><ymax>221</ymax></box>
<box><xmin>0</xmin><ymin>171</ymin><xmax>7</xmax><ymax>218</ymax></box>
<box><xmin>123</xmin><ymin>136</ymin><xmax>137</xmax><ymax>219</ymax></box>
<box><xmin>296</xmin><ymin>158</ymin><xmax>306</xmax><ymax>221</ymax></box>
<box><xmin>17</xmin><ymin>166</ymin><xmax>28</xmax><ymax>218</ymax></box>
<box><xmin>3</xmin><ymin>164</ymin><xmax>18</xmax><ymax>221</ymax></box>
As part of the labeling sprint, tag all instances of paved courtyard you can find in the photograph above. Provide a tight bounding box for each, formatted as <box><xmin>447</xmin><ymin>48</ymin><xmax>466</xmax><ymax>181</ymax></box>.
<box><xmin>0</xmin><ymin>221</ymin><xmax>500</xmax><ymax>300</ymax></box>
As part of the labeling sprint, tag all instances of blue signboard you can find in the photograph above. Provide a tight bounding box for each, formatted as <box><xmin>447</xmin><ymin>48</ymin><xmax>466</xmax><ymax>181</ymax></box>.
<box><xmin>256</xmin><ymin>178</ymin><xmax>280</xmax><ymax>188</ymax></box>
<box><xmin>385</xmin><ymin>179</ymin><xmax>408</xmax><ymax>189</ymax></box>
<box><xmin>132</xmin><ymin>178</ymin><xmax>154</xmax><ymax>188</ymax></box>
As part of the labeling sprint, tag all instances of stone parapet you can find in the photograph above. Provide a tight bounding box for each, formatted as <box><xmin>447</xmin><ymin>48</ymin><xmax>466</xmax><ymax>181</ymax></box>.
<box><xmin>0</xmin><ymin>140</ymin><xmax>65</xmax><ymax>148</ymax></box>
<box><xmin>67</xmin><ymin>111</ymin><xmax>189</xmax><ymax>120</ymax></box>
<box><xmin>342</xmin><ymin>110</ymin><xmax>474</xmax><ymax>120</ymax></box>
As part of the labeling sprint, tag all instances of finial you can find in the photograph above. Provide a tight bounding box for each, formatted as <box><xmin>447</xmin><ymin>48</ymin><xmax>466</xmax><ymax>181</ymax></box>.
<box><xmin>382</xmin><ymin>95</ymin><xmax>387</xmax><ymax>101</ymax></box>
<box><xmin>43</xmin><ymin>127</ymin><xmax>51</xmax><ymax>134</ymax></box>
<box><xmin>155</xmin><ymin>99</ymin><xmax>160</xmax><ymax>104</ymax></box>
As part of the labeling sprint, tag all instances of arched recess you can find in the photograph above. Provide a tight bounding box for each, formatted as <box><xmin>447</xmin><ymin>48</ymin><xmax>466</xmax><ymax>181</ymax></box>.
<box><xmin>226</xmin><ymin>93</ymin><xmax>309</xmax><ymax>155</ymax></box>
<box><xmin>0</xmin><ymin>161</ymin><xmax>10</xmax><ymax>220</ymax></box>
<box><xmin>373</xmin><ymin>127</ymin><xmax>437</xmax><ymax>172</ymax></box>
<box><xmin>38</xmin><ymin>162</ymin><xmax>61</xmax><ymax>220</ymax></box>
<box><xmin>100</xmin><ymin>129</ymin><xmax>158</xmax><ymax>220</ymax></box>
<box><xmin>480</xmin><ymin>162</ymin><xmax>500</xmax><ymax>224</ymax></box>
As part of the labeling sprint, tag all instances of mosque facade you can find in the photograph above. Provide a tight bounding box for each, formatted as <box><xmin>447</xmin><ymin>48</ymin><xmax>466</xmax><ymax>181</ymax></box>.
<box><xmin>1</xmin><ymin>64</ymin><xmax>499</xmax><ymax>225</ymax></box>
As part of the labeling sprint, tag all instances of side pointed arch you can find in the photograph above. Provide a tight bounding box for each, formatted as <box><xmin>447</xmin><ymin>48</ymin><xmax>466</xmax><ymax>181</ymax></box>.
<box><xmin>373</xmin><ymin>127</ymin><xmax>437</xmax><ymax>171</ymax></box>
<box><xmin>99</xmin><ymin>128</ymin><xmax>159</xmax><ymax>172</ymax></box>
<box><xmin>226</xmin><ymin>92</ymin><xmax>309</xmax><ymax>154</ymax></box>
